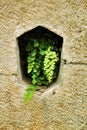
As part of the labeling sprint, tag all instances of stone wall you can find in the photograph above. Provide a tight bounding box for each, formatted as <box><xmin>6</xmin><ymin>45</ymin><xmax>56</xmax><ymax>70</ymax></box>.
<box><xmin>0</xmin><ymin>0</ymin><xmax>87</xmax><ymax>130</ymax></box>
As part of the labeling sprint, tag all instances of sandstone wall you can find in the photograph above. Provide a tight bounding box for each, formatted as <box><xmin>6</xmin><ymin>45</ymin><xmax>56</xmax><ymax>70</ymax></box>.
<box><xmin>0</xmin><ymin>0</ymin><xmax>87</xmax><ymax>130</ymax></box>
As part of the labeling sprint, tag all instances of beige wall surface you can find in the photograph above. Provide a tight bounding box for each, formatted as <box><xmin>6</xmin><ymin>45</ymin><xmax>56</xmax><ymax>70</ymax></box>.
<box><xmin>0</xmin><ymin>0</ymin><xmax>87</xmax><ymax>130</ymax></box>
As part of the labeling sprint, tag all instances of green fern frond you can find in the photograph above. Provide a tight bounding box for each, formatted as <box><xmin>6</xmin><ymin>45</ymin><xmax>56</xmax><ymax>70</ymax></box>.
<box><xmin>24</xmin><ymin>33</ymin><xmax>61</xmax><ymax>103</ymax></box>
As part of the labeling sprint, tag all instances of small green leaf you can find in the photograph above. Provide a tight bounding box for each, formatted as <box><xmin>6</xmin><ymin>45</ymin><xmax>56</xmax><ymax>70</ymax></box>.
<box><xmin>34</xmin><ymin>40</ymin><xmax>39</xmax><ymax>47</ymax></box>
<box><xmin>24</xmin><ymin>91</ymin><xmax>35</xmax><ymax>103</ymax></box>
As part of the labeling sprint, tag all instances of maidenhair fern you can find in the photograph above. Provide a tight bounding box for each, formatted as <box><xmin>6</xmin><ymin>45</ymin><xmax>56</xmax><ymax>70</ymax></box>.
<box><xmin>24</xmin><ymin>33</ymin><xmax>61</xmax><ymax>103</ymax></box>
<box><xmin>44</xmin><ymin>47</ymin><xmax>59</xmax><ymax>83</ymax></box>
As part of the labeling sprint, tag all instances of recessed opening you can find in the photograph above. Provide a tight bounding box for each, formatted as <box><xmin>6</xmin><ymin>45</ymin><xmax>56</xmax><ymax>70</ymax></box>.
<box><xmin>17</xmin><ymin>26</ymin><xmax>63</xmax><ymax>86</ymax></box>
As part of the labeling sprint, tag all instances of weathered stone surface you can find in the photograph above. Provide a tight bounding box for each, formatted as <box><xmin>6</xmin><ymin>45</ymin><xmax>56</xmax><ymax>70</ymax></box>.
<box><xmin>41</xmin><ymin>64</ymin><xmax>87</xmax><ymax>130</ymax></box>
<box><xmin>0</xmin><ymin>65</ymin><xmax>87</xmax><ymax>129</ymax></box>
<box><xmin>0</xmin><ymin>0</ymin><xmax>87</xmax><ymax>130</ymax></box>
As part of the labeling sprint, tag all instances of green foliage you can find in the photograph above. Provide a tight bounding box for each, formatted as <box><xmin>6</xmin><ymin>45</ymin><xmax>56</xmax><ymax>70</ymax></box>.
<box><xmin>44</xmin><ymin>47</ymin><xmax>59</xmax><ymax>83</ymax></box>
<box><xmin>24</xmin><ymin>33</ymin><xmax>61</xmax><ymax>103</ymax></box>
<box><xmin>24</xmin><ymin>84</ymin><xmax>37</xmax><ymax>103</ymax></box>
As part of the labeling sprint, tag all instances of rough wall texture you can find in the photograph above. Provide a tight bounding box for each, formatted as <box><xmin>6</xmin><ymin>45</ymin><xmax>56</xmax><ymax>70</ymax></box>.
<box><xmin>0</xmin><ymin>0</ymin><xmax>87</xmax><ymax>130</ymax></box>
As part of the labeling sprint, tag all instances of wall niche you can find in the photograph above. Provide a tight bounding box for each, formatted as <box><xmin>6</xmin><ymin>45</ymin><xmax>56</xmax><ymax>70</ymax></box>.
<box><xmin>17</xmin><ymin>26</ymin><xmax>63</xmax><ymax>87</ymax></box>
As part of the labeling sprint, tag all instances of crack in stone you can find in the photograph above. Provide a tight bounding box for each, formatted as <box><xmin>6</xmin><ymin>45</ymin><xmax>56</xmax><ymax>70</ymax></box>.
<box><xmin>62</xmin><ymin>60</ymin><xmax>87</xmax><ymax>65</ymax></box>
<box><xmin>64</xmin><ymin>62</ymin><xmax>87</xmax><ymax>65</ymax></box>
<box><xmin>0</xmin><ymin>73</ymin><xmax>17</xmax><ymax>76</ymax></box>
